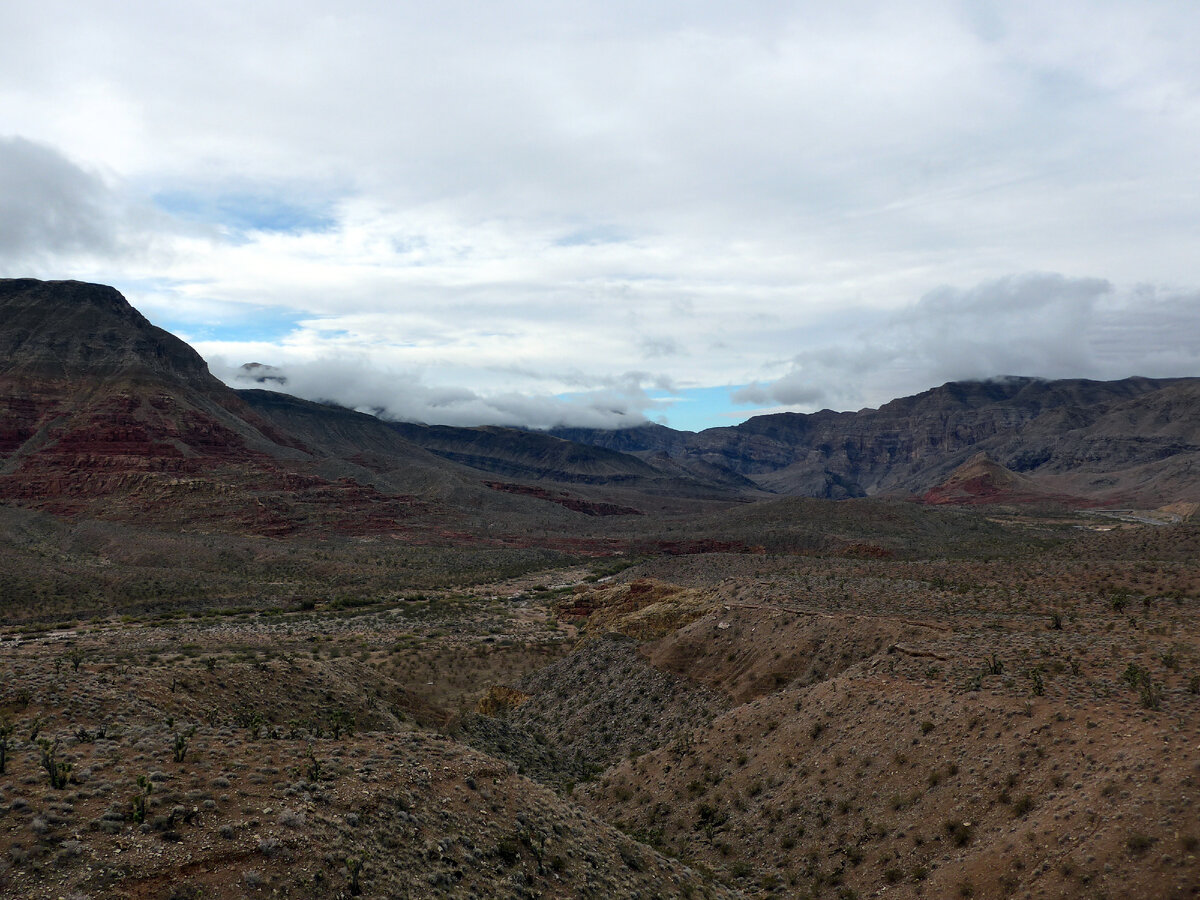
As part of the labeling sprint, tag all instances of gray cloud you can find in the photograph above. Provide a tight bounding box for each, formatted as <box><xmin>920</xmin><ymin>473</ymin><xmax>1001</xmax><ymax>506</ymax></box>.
<box><xmin>730</xmin><ymin>377</ymin><xmax>830</xmax><ymax>407</ymax></box>
<box><xmin>737</xmin><ymin>273</ymin><xmax>1200</xmax><ymax>414</ymax></box>
<box><xmin>638</xmin><ymin>336</ymin><xmax>682</xmax><ymax>358</ymax></box>
<box><xmin>0</xmin><ymin>137</ymin><xmax>190</xmax><ymax>276</ymax></box>
<box><xmin>0</xmin><ymin>137</ymin><xmax>124</xmax><ymax>265</ymax></box>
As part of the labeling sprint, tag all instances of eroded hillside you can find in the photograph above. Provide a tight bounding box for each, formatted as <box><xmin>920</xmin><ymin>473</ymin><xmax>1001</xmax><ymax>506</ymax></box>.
<box><xmin>460</xmin><ymin>529</ymin><xmax>1200</xmax><ymax>899</ymax></box>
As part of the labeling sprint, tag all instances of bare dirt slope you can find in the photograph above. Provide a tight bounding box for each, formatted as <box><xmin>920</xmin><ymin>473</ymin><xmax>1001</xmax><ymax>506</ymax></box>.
<box><xmin>0</xmin><ymin>570</ymin><xmax>736</xmax><ymax>899</ymax></box>
<box><xmin>464</xmin><ymin>528</ymin><xmax>1200</xmax><ymax>899</ymax></box>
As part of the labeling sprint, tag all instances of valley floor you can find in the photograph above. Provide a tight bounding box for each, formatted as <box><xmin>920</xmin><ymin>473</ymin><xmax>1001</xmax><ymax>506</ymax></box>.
<box><xmin>1</xmin><ymin>509</ymin><xmax>1198</xmax><ymax>898</ymax></box>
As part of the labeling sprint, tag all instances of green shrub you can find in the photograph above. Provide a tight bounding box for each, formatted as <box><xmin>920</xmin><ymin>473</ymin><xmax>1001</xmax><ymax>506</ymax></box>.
<box><xmin>132</xmin><ymin>774</ymin><xmax>152</xmax><ymax>824</ymax></box>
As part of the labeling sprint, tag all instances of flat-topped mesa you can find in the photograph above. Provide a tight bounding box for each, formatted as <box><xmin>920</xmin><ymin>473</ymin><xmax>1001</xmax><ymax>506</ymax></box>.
<box><xmin>0</xmin><ymin>278</ymin><xmax>220</xmax><ymax>389</ymax></box>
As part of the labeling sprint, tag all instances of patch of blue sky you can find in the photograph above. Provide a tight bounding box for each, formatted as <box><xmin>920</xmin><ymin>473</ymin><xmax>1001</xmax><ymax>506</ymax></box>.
<box><xmin>116</xmin><ymin>275</ymin><xmax>205</xmax><ymax>296</ymax></box>
<box><xmin>153</xmin><ymin>187</ymin><xmax>338</xmax><ymax>236</ymax></box>
<box><xmin>649</xmin><ymin>385</ymin><xmax>756</xmax><ymax>433</ymax></box>
<box><xmin>156</xmin><ymin>308</ymin><xmax>308</xmax><ymax>344</ymax></box>
<box><xmin>116</xmin><ymin>277</ymin><xmax>309</xmax><ymax>342</ymax></box>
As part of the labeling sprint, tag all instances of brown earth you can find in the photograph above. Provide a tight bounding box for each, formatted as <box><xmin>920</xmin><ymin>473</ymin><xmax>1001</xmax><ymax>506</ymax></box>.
<box><xmin>459</xmin><ymin>526</ymin><xmax>1200</xmax><ymax>899</ymax></box>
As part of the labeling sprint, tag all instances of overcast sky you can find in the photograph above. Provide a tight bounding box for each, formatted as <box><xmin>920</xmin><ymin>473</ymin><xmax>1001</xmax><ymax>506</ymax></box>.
<box><xmin>3</xmin><ymin>1</ymin><xmax>1200</xmax><ymax>430</ymax></box>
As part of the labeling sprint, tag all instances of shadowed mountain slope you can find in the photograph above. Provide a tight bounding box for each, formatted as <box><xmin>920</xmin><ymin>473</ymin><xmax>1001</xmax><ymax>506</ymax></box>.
<box><xmin>0</xmin><ymin>279</ymin><xmax>751</xmax><ymax>536</ymax></box>
<box><xmin>0</xmin><ymin>281</ymin><xmax>504</xmax><ymax>533</ymax></box>
<box><xmin>553</xmin><ymin>376</ymin><xmax>1200</xmax><ymax>503</ymax></box>
<box><xmin>5</xmin><ymin>279</ymin><xmax>1198</xmax><ymax>522</ymax></box>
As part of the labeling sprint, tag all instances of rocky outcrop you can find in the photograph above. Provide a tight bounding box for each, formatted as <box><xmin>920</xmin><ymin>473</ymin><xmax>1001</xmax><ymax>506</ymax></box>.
<box><xmin>920</xmin><ymin>452</ymin><xmax>1061</xmax><ymax>505</ymax></box>
<box><xmin>0</xmin><ymin>279</ymin><xmax>219</xmax><ymax>387</ymax></box>
<box><xmin>0</xmin><ymin>280</ymin><xmax>438</xmax><ymax>533</ymax></box>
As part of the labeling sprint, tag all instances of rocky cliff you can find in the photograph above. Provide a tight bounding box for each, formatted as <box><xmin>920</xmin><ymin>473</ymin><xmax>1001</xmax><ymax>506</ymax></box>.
<box><xmin>554</xmin><ymin>376</ymin><xmax>1200</xmax><ymax>503</ymax></box>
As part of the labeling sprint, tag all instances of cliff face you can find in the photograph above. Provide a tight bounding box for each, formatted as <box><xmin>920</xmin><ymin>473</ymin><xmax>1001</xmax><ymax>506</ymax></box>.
<box><xmin>741</xmin><ymin>377</ymin><xmax>1199</xmax><ymax>499</ymax></box>
<box><xmin>0</xmin><ymin>280</ymin><xmax>433</xmax><ymax>532</ymax></box>
<box><xmin>0</xmin><ymin>279</ymin><xmax>219</xmax><ymax>386</ymax></box>
<box><xmin>554</xmin><ymin>376</ymin><xmax>1200</xmax><ymax>503</ymax></box>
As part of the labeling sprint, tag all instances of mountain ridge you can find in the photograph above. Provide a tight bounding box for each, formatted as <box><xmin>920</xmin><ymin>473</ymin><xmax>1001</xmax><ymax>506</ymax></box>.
<box><xmin>3</xmin><ymin>278</ymin><xmax>1199</xmax><ymax>520</ymax></box>
<box><xmin>0</xmin><ymin>279</ymin><xmax>749</xmax><ymax>536</ymax></box>
<box><xmin>552</xmin><ymin>375</ymin><xmax>1200</xmax><ymax>503</ymax></box>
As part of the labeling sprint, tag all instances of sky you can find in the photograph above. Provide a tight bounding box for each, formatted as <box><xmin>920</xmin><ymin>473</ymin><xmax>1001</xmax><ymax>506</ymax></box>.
<box><xmin>2</xmin><ymin>1</ymin><xmax>1200</xmax><ymax>432</ymax></box>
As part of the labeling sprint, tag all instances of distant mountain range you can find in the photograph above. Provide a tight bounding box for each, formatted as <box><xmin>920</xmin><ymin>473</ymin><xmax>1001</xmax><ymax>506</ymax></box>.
<box><xmin>551</xmin><ymin>375</ymin><xmax>1200</xmax><ymax>503</ymax></box>
<box><xmin>1</xmin><ymin>278</ymin><xmax>1197</xmax><ymax>537</ymax></box>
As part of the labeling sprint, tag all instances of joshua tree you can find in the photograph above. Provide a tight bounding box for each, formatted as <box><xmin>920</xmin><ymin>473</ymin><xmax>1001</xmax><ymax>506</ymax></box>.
<box><xmin>0</xmin><ymin>718</ymin><xmax>11</xmax><ymax>775</ymax></box>
<box><xmin>38</xmin><ymin>738</ymin><xmax>72</xmax><ymax>789</ymax></box>
<box><xmin>132</xmin><ymin>774</ymin><xmax>152</xmax><ymax>824</ymax></box>
<box><xmin>173</xmin><ymin>725</ymin><xmax>197</xmax><ymax>763</ymax></box>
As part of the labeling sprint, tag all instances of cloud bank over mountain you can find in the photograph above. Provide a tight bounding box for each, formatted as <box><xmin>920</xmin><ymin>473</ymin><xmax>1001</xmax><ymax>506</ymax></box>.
<box><xmin>734</xmin><ymin>275</ymin><xmax>1200</xmax><ymax>414</ymax></box>
<box><xmin>218</xmin><ymin>357</ymin><xmax>664</xmax><ymax>429</ymax></box>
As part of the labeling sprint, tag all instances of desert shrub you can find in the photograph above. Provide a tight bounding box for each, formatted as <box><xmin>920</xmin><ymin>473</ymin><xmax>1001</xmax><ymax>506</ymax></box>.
<box><xmin>943</xmin><ymin>819</ymin><xmax>974</xmax><ymax>846</ymax></box>
<box><xmin>729</xmin><ymin>860</ymin><xmax>752</xmax><ymax>878</ymax></box>
<box><xmin>1120</xmin><ymin>663</ymin><xmax>1163</xmax><ymax>709</ymax></box>
<box><xmin>1126</xmin><ymin>832</ymin><xmax>1156</xmax><ymax>856</ymax></box>
<box><xmin>495</xmin><ymin>840</ymin><xmax>521</xmax><ymax>866</ymax></box>
<box><xmin>132</xmin><ymin>775</ymin><xmax>152</xmax><ymax>824</ymax></box>
<box><xmin>38</xmin><ymin>738</ymin><xmax>72</xmax><ymax>789</ymax></box>
<box><xmin>1139</xmin><ymin>679</ymin><xmax>1163</xmax><ymax>710</ymax></box>
<box><xmin>172</xmin><ymin>726</ymin><xmax>197</xmax><ymax>763</ymax></box>
<box><xmin>1122</xmin><ymin>662</ymin><xmax>1147</xmax><ymax>687</ymax></box>
<box><xmin>345</xmin><ymin>856</ymin><xmax>364</xmax><ymax>896</ymax></box>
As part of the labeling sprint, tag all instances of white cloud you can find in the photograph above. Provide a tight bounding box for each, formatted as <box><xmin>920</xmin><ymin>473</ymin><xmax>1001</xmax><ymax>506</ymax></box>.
<box><xmin>3</xmin><ymin>3</ymin><xmax>1200</xmax><ymax>427</ymax></box>
<box><xmin>214</xmin><ymin>356</ymin><xmax>661</xmax><ymax>429</ymax></box>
